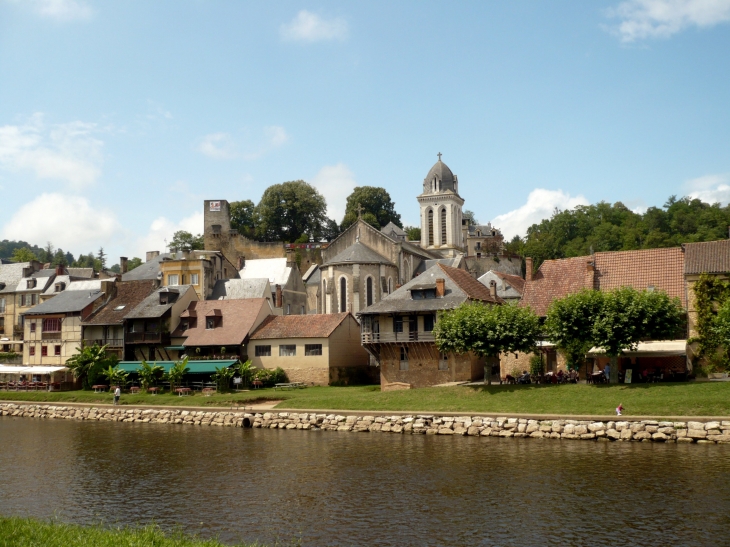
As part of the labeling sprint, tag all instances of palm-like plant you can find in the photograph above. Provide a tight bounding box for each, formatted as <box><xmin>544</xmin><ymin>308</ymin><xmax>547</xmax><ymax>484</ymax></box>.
<box><xmin>66</xmin><ymin>344</ymin><xmax>111</xmax><ymax>390</ymax></box>
<box><xmin>138</xmin><ymin>360</ymin><xmax>164</xmax><ymax>391</ymax></box>
<box><xmin>236</xmin><ymin>359</ymin><xmax>255</xmax><ymax>388</ymax></box>
<box><xmin>100</xmin><ymin>365</ymin><xmax>129</xmax><ymax>388</ymax></box>
<box><xmin>211</xmin><ymin>365</ymin><xmax>235</xmax><ymax>392</ymax></box>
<box><xmin>166</xmin><ymin>356</ymin><xmax>189</xmax><ymax>392</ymax></box>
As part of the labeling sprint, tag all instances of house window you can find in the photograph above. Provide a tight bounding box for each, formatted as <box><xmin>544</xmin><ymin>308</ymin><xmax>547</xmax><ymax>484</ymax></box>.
<box><xmin>439</xmin><ymin>353</ymin><xmax>449</xmax><ymax>371</ymax></box>
<box><xmin>206</xmin><ymin>317</ymin><xmax>216</xmax><ymax>329</ymax></box>
<box><xmin>190</xmin><ymin>273</ymin><xmax>199</xmax><ymax>285</ymax></box>
<box><xmin>43</xmin><ymin>319</ymin><xmax>61</xmax><ymax>332</ymax></box>
<box><xmin>29</xmin><ymin>346</ymin><xmax>35</xmax><ymax>356</ymax></box>
<box><xmin>366</xmin><ymin>277</ymin><xmax>373</xmax><ymax>307</ymax></box>
<box><xmin>30</xmin><ymin>322</ymin><xmax>36</xmax><ymax>333</ymax></box>
<box><xmin>305</xmin><ymin>344</ymin><xmax>322</xmax><ymax>356</ymax></box>
<box><xmin>255</xmin><ymin>345</ymin><xmax>271</xmax><ymax>357</ymax></box>
<box><xmin>388</xmin><ymin>278</ymin><xmax>393</xmax><ymax>294</ymax></box>
<box><xmin>31</xmin><ymin>294</ymin><xmax>38</xmax><ymax>305</ymax></box>
<box><xmin>181</xmin><ymin>275</ymin><xmax>186</xmax><ymax>285</ymax></box>
<box><xmin>476</xmin><ymin>242</ymin><xmax>481</xmax><ymax>250</ymax></box>
<box><xmin>279</xmin><ymin>344</ymin><xmax>296</xmax><ymax>357</ymax></box>
<box><xmin>476</xmin><ymin>253</ymin><xmax>482</xmax><ymax>259</ymax></box>
<box><xmin>54</xmin><ymin>345</ymin><xmax>61</xmax><ymax>356</ymax></box>
<box><xmin>286</xmin><ymin>304</ymin><xmax>291</xmax><ymax>315</ymax></box>
<box><xmin>26</xmin><ymin>279</ymin><xmax>37</xmax><ymax>289</ymax></box>
<box><xmin>41</xmin><ymin>346</ymin><xmax>48</xmax><ymax>357</ymax></box>
<box><xmin>339</xmin><ymin>277</ymin><xmax>347</xmax><ymax>313</ymax></box>
<box><xmin>168</xmin><ymin>274</ymin><xmax>179</xmax><ymax>286</ymax></box>
<box><xmin>301</xmin><ymin>305</ymin><xmax>305</xmax><ymax>314</ymax></box>
<box><xmin>423</xmin><ymin>314</ymin><xmax>435</xmax><ymax>332</ymax></box>
<box><xmin>0</xmin><ymin>298</ymin><xmax>4</xmax><ymax>313</ymax></box>
<box><xmin>394</xmin><ymin>316</ymin><xmax>403</xmax><ymax>333</ymax></box>
<box><xmin>399</xmin><ymin>346</ymin><xmax>409</xmax><ymax>370</ymax></box>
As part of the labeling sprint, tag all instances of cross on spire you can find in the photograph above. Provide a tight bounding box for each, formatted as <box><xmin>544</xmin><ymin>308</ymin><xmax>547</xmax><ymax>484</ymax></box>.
<box><xmin>356</xmin><ymin>203</ymin><xmax>363</xmax><ymax>219</ymax></box>
<box><xmin>437</xmin><ymin>152</ymin><xmax>442</xmax><ymax>161</ymax></box>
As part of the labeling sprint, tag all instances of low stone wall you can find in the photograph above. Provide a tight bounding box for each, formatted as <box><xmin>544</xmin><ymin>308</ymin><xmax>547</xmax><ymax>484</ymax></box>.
<box><xmin>2</xmin><ymin>403</ymin><xmax>730</xmax><ymax>444</ymax></box>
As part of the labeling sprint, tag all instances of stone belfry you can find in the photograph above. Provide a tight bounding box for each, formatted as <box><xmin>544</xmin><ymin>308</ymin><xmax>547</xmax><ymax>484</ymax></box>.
<box><xmin>417</xmin><ymin>153</ymin><xmax>465</xmax><ymax>257</ymax></box>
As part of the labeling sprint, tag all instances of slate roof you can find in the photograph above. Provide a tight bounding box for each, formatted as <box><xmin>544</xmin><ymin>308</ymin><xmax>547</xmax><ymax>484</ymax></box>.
<box><xmin>683</xmin><ymin>240</ymin><xmax>730</xmax><ymax>275</ymax></box>
<box><xmin>239</xmin><ymin>258</ymin><xmax>291</xmax><ymax>285</ymax></box>
<box><xmin>323</xmin><ymin>242</ymin><xmax>392</xmax><ymax>266</ymax></box>
<box><xmin>210</xmin><ymin>278</ymin><xmax>270</xmax><ymax>300</ymax></box>
<box><xmin>23</xmin><ymin>289</ymin><xmax>104</xmax><ymax>315</ymax></box>
<box><xmin>0</xmin><ymin>262</ymin><xmax>29</xmax><ymax>294</ymax></box>
<box><xmin>121</xmin><ymin>253</ymin><xmax>172</xmax><ymax>281</ymax></box>
<box><xmin>67</xmin><ymin>268</ymin><xmax>95</xmax><ymax>279</ymax></box>
<box><xmin>415</xmin><ymin>257</ymin><xmax>463</xmax><ymax>274</ymax></box>
<box><xmin>15</xmin><ymin>271</ymin><xmax>56</xmax><ymax>293</ymax></box>
<box><xmin>401</xmin><ymin>240</ymin><xmax>441</xmax><ymax>260</ymax></box>
<box><xmin>422</xmin><ymin>159</ymin><xmax>458</xmax><ymax>194</ymax></box>
<box><xmin>358</xmin><ymin>263</ymin><xmax>500</xmax><ymax>315</ymax></box>
<box><xmin>381</xmin><ymin>222</ymin><xmax>406</xmax><ymax>237</ymax></box>
<box><xmin>302</xmin><ymin>264</ymin><xmax>319</xmax><ymax>284</ymax></box>
<box><xmin>180</xmin><ymin>298</ymin><xmax>270</xmax><ymax>346</ymax></box>
<box><xmin>520</xmin><ymin>256</ymin><xmax>592</xmax><ymax>316</ymax></box>
<box><xmin>84</xmin><ymin>280</ymin><xmax>157</xmax><ymax>325</ymax></box>
<box><xmin>250</xmin><ymin>312</ymin><xmax>350</xmax><ymax>340</ymax></box>
<box><xmin>125</xmin><ymin>285</ymin><xmax>193</xmax><ymax>320</ymax></box>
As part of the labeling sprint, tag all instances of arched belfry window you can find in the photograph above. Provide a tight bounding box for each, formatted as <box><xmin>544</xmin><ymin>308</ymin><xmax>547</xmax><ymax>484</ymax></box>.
<box><xmin>440</xmin><ymin>208</ymin><xmax>447</xmax><ymax>245</ymax></box>
<box><xmin>366</xmin><ymin>277</ymin><xmax>373</xmax><ymax>307</ymax></box>
<box><xmin>428</xmin><ymin>209</ymin><xmax>434</xmax><ymax>246</ymax></box>
<box><xmin>339</xmin><ymin>277</ymin><xmax>347</xmax><ymax>313</ymax></box>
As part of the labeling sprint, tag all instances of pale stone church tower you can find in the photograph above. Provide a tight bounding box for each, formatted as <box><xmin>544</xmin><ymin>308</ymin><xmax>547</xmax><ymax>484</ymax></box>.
<box><xmin>418</xmin><ymin>154</ymin><xmax>465</xmax><ymax>257</ymax></box>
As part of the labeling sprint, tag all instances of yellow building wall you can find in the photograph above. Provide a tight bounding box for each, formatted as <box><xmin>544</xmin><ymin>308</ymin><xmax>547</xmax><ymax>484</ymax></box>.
<box><xmin>23</xmin><ymin>315</ymin><xmax>84</xmax><ymax>366</ymax></box>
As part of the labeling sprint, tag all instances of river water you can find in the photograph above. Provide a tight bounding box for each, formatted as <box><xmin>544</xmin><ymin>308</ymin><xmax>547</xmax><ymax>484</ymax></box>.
<box><xmin>1</xmin><ymin>416</ymin><xmax>728</xmax><ymax>547</ymax></box>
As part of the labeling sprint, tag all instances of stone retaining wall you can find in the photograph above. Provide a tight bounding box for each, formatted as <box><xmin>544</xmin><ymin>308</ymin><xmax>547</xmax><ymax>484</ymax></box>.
<box><xmin>2</xmin><ymin>403</ymin><xmax>730</xmax><ymax>444</ymax></box>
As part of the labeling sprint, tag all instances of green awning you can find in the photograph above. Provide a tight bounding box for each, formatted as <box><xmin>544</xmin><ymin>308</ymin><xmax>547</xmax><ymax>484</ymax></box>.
<box><xmin>118</xmin><ymin>360</ymin><xmax>238</xmax><ymax>374</ymax></box>
<box><xmin>164</xmin><ymin>346</ymin><xmax>186</xmax><ymax>351</ymax></box>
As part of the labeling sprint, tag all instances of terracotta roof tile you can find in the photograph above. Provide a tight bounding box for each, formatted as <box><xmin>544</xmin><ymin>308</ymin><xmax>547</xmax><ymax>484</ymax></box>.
<box><xmin>439</xmin><ymin>264</ymin><xmax>502</xmax><ymax>303</ymax></box>
<box><xmin>493</xmin><ymin>271</ymin><xmax>526</xmax><ymax>294</ymax></box>
<box><xmin>84</xmin><ymin>280</ymin><xmax>157</xmax><ymax>325</ymax></box>
<box><xmin>683</xmin><ymin>240</ymin><xmax>730</xmax><ymax>275</ymax></box>
<box><xmin>181</xmin><ymin>298</ymin><xmax>269</xmax><ymax>347</ymax></box>
<box><xmin>520</xmin><ymin>256</ymin><xmax>591</xmax><ymax>316</ymax></box>
<box><xmin>250</xmin><ymin>312</ymin><xmax>351</xmax><ymax>340</ymax></box>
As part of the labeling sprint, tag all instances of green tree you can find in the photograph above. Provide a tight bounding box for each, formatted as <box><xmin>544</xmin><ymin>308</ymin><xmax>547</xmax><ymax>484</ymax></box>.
<box><xmin>100</xmin><ymin>365</ymin><xmax>129</xmax><ymax>388</ymax></box>
<box><xmin>137</xmin><ymin>360</ymin><xmax>164</xmax><ymax>391</ymax></box>
<box><xmin>97</xmin><ymin>247</ymin><xmax>107</xmax><ymax>269</ymax></box>
<box><xmin>169</xmin><ymin>231</ymin><xmax>204</xmax><ymax>252</ymax></box>
<box><xmin>211</xmin><ymin>365</ymin><xmax>235</xmax><ymax>392</ymax></box>
<box><xmin>42</xmin><ymin>242</ymin><xmax>55</xmax><ymax>264</ymax></box>
<box><xmin>463</xmin><ymin>210</ymin><xmax>478</xmax><ymax>225</ymax></box>
<box><xmin>11</xmin><ymin>247</ymin><xmax>37</xmax><ymax>263</ymax></box>
<box><xmin>127</xmin><ymin>257</ymin><xmax>143</xmax><ymax>271</ymax></box>
<box><xmin>592</xmin><ymin>287</ymin><xmax>684</xmax><ymax>383</ymax></box>
<box><xmin>545</xmin><ymin>290</ymin><xmax>606</xmax><ymax>371</ymax></box>
<box><xmin>434</xmin><ymin>302</ymin><xmax>540</xmax><ymax>385</ymax></box>
<box><xmin>235</xmin><ymin>359</ymin><xmax>255</xmax><ymax>388</ymax></box>
<box><xmin>229</xmin><ymin>199</ymin><xmax>257</xmax><ymax>239</ymax></box>
<box><xmin>52</xmin><ymin>249</ymin><xmax>68</xmax><ymax>267</ymax></box>
<box><xmin>165</xmin><ymin>356</ymin><xmax>189</xmax><ymax>392</ymax></box>
<box><xmin>405</xmin><ymin>226</ymin><xmax>421</xmax><ymax>241</ymax></box>
<box><xmin>340</xmin><ymin>186</ymin><xmax>402</xmax><ymax>231</ymax></box>
<box><xmin>256</xmin><ymin>180</ymin><xmax>327</xmax><ymax>242</ymax></box>
<box><xmin>65</xmin><ymin>344</ymin><xmax>116</xmax><ymax>390</ymax></box>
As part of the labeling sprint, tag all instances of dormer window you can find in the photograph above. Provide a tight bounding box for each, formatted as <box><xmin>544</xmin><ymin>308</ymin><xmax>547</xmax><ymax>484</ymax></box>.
<box><xmin>55</xmin><ymin>282</ymin><xmax>66</xmax><ymax>293</ymax></box>
<box><xmin>26</xmin><ymin>279</ymin><xmax>37</xmax><ymax>289</ymax></box>
<box><xmin>410</xmin><ymin>288</ymin><xmax>437</xmax><ymax>300</ymax></box>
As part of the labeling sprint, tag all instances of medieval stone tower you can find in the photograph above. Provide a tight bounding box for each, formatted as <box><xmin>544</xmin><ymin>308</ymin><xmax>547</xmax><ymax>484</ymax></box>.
<box><xmin>417</xmin><ymin>154</ymin><xmax>465</xmax><ymax>257</ymax></box>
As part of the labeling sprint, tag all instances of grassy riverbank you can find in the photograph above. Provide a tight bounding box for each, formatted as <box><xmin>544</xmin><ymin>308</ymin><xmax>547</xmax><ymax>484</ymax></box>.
<box><xmin>0</xmin><ymin>516</ymin><xmax>257</xmax><ymax>547</ymax></box>
<box><xmin>2</xmin><ymin>382</ymin><xmax>730</xmax><ymax>416</ymax></box>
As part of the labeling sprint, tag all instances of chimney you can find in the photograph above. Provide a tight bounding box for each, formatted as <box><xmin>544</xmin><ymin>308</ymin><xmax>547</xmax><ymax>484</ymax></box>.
<box><xmin>275</xmin><ymin>284</ymin><xmax>283</xmax><ymax>308</ymax></box>
<box><xmin>489</xmin><ymin>280</ymin><xmax>497</xmax><ymax>299</ymax></box>
<box><xmin>585</xmin><ymin>260</ymin><xmax>595</xmax><ymax>289</ymax></box>
<box><xmin>146</xmin><ymin>251</ymin><xmax>160</xmax><ymax>262</ymax></box>
<box><xmin>525</xmin><ymin>257</ymin><xmax>533</xmax><ymax>282</ymax></box>
<box><xmin>237</xmin><ymin>256</ymin><xmax>246</xmax><ymax>270</ymax></box>
<box><xmin>55</xmin><ymin>264</ymin><xmax>64</xmax><ymax>276</ymax></box>
<box><xmin>100</xmin><ymin>279</ymin><xmax>115</xmax><ymax>298</ymax></box>
<box><xmin>435</xmin><ymin>278</ymin><xmax>445</xmax><ymax>298</ymax></box>
<box><xmin>120</xmin><ymin>257</ymin><xmax>128</xmax><ymax>274</ymax></box>
<box><xmin>286</xmin><ymin>248</ymin><xmax>296</xmax><ymax>268</ymax></box>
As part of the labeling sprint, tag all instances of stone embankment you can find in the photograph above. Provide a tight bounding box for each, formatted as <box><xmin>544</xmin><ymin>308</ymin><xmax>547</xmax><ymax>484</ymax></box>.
<box><xmin>2</xmin><ymin>403</ymin><xmax>730</xmax><ymax>444</ymax></box>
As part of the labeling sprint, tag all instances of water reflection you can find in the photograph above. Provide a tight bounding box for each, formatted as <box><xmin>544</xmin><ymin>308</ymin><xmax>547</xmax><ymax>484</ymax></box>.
<box><xmin>1</xmin><ymin>417</ymin><xmax>728</xmax><ymax>546</ymax></box>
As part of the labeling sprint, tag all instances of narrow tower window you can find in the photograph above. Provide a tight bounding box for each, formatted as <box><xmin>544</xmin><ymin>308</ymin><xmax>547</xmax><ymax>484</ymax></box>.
<box><xmin>428</xmin><ymin>210</ymin><xmax>434</xmax><ymax>246</ymax></box>
<box><xmin>441</xmin><ymin>208</ymin><xmax>447</xmax><ymax>245</ymax></box>
<box><xmin>366</xmin><ymin>277</ymin><xmax>373</xmax><ymax>307</ymax></box>
<box><xmin>340</xmin><ymin>277</ymin><xmax>347</xmax><ymax>313</ymax></box>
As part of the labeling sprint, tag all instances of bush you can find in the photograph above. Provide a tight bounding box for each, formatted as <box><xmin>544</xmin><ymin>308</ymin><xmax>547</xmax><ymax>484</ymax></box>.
<box><xmin>529</xmin><ymin>354</ymin><xmax>544</xmax><ymax>377</ymax></box>
<box><xmin>253</xmin><ymin>367</ymin><xmax>289</xmax><ymax>387</ymax></box>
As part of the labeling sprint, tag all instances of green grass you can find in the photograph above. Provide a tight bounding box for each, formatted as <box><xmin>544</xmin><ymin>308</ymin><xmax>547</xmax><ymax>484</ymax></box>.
<box><xmin>2</xmin><ymin>382</ymin><xmax>730</xmax><ymax>416</ymax></box>
<box><xmin>0</xmin><ymin>516</ymin><xmax>259</xmax><ymax>547</ymax></box>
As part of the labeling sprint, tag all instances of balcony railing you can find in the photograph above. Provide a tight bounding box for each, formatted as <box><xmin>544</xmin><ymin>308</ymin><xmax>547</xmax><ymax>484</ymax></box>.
<box><xmin>125</xmin><ymin>332</ymin><xmax>163</xmax><ymax>344</ymax></box>
<box><xmin>361</xmin><ymin>331</ymin><xmax>435</xmax><ymax>344</ymax></box>
<box><xmin>87</xmin><ymin>338</ymin><xmax>124</xmax><ymax>348</ymax></box>
<box><xmin>41</xmin><ymin>331</ymin><xmax>61</xmax><ymax>340</ymax></box>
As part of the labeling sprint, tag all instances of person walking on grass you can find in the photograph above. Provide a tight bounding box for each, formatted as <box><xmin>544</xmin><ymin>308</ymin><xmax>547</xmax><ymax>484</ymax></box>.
<box><xmin>616</xmin><ymin>403</ymin><xmax>624</xmax><ymax>416</ymax></box>
<box><xmin>113</xmin><ymin>386</ymin><xmax>121</xmax><ymax>406</ymax></box>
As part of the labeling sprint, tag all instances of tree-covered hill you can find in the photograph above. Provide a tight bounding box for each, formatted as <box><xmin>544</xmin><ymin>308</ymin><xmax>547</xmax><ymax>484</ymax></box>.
<box><xmin>506</xmin><ymin>196</ymin><xmax>730</xmax><ymax>267</ymax></box>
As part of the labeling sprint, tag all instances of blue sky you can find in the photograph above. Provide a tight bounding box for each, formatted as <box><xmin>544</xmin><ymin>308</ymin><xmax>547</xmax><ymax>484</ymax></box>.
<box><xmin>1</xmin><ymin>0</ymin><xmax>729</xmax><ymax>263</ymax></box>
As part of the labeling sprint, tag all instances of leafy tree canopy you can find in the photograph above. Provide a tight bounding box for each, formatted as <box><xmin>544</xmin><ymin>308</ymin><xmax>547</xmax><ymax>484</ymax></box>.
<box><xmin>340</xmin><ymin>186</ymin><xmax>402</xmax><ymax>231</ymax></box>
<box><xmin>10</xmin><ymin>247</ymin><xmax>37</xmax><ymax>263</ymax></box>
<box><xmin>229</xmin><ymin>199</ymin><xmax>257</xmax><ymax>239</ymax></box>
<box><xmin>0</xmin><ymin>240</ymin><xmax>44</xmax><ymax>261</ymax></box>
<box><xmin>405</xmin><ymin>226</ymin><xmax>421</xmax><ymax>242</ymax></box>
<box><xmin>463</xmin><ymin>210</ymin><xmax>478</xmax><ymax>225</ymax></box>
<box><xmin>169</xmin><ymin>231</ymin><xmax>204</xmax><ymax>252</ymax></box>
<box><xmin>256</xmin><ymin>180</ymin><xmax>328</xmax><ymax>242</ymax></box>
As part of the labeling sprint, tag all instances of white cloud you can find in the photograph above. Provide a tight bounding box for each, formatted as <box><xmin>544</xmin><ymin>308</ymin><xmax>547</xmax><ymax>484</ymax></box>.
<box><xmin>280</xmin><ymin>10</ymin><xmax>348</xmax><ymax>43</ymax></box>
<box><xmin>0</xmin><ymin>113</ymin><xmax>103</xmax><ymax>189</ymax></box>
<box><xmin>310</xmin><ymin>163</ymin><xmax>357</xmax><ymax>221</ymax></box>
<box><xmin>242</xmin><ymin>125</ymin><xmax>290</xmax><ymax>160</ymax></box>
<box><xmin>685</xmin><ymin>173</ymin><xmax>730</xmax><ymax>204</ymax></box>
<box><xmin>1</xmin><ymin>193</ymin><xmax>122</xmax><ymax>254</ymax></box>
<box><xmin>134</xmin><ymin>211</ymin><xmax>204</xmax><ymax>258</ymax></box>
<box><xmin>491</xmin><ymin>189</ymin><xmax>589</xmax><ymax>239</ymax></box>
<box><xmin>7</xmin><ymin>0</ymin><xmax>94</xmax><ymax>21</ymax></box>
<box><xmin>197</xmin><ymin>132</ymin><xmax>236</xmax><ymax>160</ymax></box>
<box><xmin>606</xmin><ymin>0</ymin><xmax>730</xmax><ymax>42</ymax></box>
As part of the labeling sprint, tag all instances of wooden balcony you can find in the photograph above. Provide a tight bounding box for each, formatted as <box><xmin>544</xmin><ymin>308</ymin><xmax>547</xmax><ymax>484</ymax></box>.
<box><xmin>87</xmin><ymin>338</ymin><xmax>124</xmax><ymax>348</ymax></box>
<box><xmin>41</xmin><ymin>331</ymin><xmax>61</xmax><ymax>340</ymax></box>
<box><xmin>361</xmin><ymin>331</ymin><xmax>435</xmax><ymax>344</ymax></box>
<box><xmin>125</xmin><ymin>332</ymin><xmax>165</xmax><ymax>344</ymax></box>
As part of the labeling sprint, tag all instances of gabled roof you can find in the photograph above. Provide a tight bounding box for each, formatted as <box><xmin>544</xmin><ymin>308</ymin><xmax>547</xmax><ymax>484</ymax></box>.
<box><xmin>302</xmin><ymin>263</ymin><xmax>319</xmax><ymax>283</ymax></box>
<box><xmin>439</xmin><ymin>264</ymin><xmax>500</xmax><ymax>302</ymax></box>
<box><xmin>482</xmin><ymin>270</ymin><xmax>526</xmax><ymax>294</ymax></box>
<box><xmin>0</xmin><ymin>262</ymin><xmax>29</xmax><ymax>294</ymax></box>
<box><xmin>381</xmin><ymin>222</ymin><xmax>406</xmax><ymax>237</ymax></box>
<box><xmin>180</xmin><ymin>298</ymin><xmax>270</xmax><ymax>347</ymax></box>
<box><xmin>250</xmin><ymin>312</ymin><xmax>351</xmax><ymax>340</ymax></box>
<box><xmin>210</xmin><ymin>278</ymin><xmax>270</xmax><ymax>300</ymax></box>
<box><xmin>23</xmin><ymin>289</ymin><xmax>104</xmax><ymax>315</ymax></box>
<box><xmin>520</xmin><ymin>256</ymin><xmax>591</xmax><ymax>316</ymax></box>
<box><xmin>67</xmin><ymin>268</ymin><xmax>94</xmax><ymax>279</ymax></box>
<box><xmin>15</xmin><ymin>271</ymin><xmax>56</xmax><ymax>293</ymax></box>
<box><xmin>121</xmin><ymin>253</ymin><xmax>172</xmax><ymax>281</ymax></box>
<box><xmin>83</xmin><ymin>280</ymin><xmax>158</xmax><ymax>325</ymax></box>
<box><xmin>416</xmin><ymin>257</ymin><xmax>463</xmax><ymax>274</ymax></box>
<box><xmin>239</xmin><ymin>258</ymin><xmax>291</xmax><ymax>286</ymax></box>
<box><xmin>684</xmin><ymin>240</ymin><xmax>730</xmax><ymax>275</ymax></box>
<box><xmin>323</xmin><ymin>241</ymin><xmax>392</xmax><ymax>266</ymax></box>
<box><xmin>125</xmin><ymin>285</ymin><xmax>193</xmax><ymax>320</ymax></box>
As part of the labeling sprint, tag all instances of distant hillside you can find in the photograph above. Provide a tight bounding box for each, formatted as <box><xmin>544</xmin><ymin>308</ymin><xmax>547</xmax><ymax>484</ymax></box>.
<box><xmin>0</xmin><ymin>240</ymin><xmax>46</xmax><ymax>261</ymax></box>
<box><xmin>506</xmin><ymin>196</ymin><xmax>730</xmax><ymax>268</ymax></box>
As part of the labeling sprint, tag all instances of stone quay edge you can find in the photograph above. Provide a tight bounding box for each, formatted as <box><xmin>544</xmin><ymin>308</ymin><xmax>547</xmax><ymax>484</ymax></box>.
<box><xmin>2</xmin><ymin>403</ymin><xmax>730</xmax><ymax>445</ymax></box>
